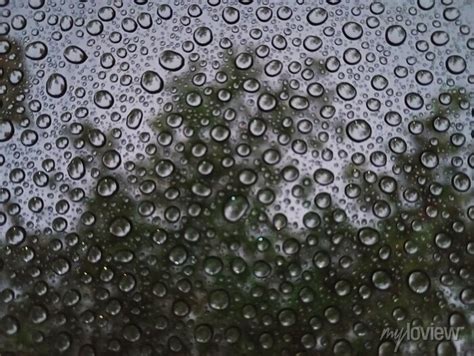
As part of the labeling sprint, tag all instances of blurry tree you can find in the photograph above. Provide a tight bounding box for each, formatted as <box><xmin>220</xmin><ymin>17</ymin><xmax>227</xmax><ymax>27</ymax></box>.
<box><xmin>0</xmin><ymin>40</ymin><xmax>472</xmax><ymax>356</ymax></box>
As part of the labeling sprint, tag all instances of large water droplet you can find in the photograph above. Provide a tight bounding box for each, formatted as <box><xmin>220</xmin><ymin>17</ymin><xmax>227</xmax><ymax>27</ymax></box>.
<box><xmin>408</xmin><ymin>270</ymin><xmax>430</xmax><ymax>294</ymax></box>
<box><xmin>385</xmin><ymin>25</ymin><xmax>407</xmax><ymax>46</ymax></box>
<box><xmin>346</xmin><ymin>119</ymin><xmax>372</xmax><ymax>142</ymax></box>
<box><xmin>159</xmin><ymin>50</ymin><xmax>185</xmax><ymax>71</ymax></box>
<box><xmin>64</xmin><ymin>45</ymin><xmax>88</xmax><ymax>64</ymax></box>
<box><xmin>223</xmin><ymin>195</ymin><xmax>249</xmax><ymax>222</ymax></box>
<box><xmin>67</xmin><ymin>157</ymin><xmax>86</xmax><ymax>180</ymax></box>
<box><xmin>25</xmin><ymin>41</ymin><xmax>48</xmax><ymax>60</ymax></box>
<box><xmin>0</xmin><ymin>120</ymin><xmax>14</xmax><ymax>142</ymax></box>
<box><xmin>141</xmin><ymin>70</ymin><xmax>163</xmax><ymax>94</ymax></box>
<box><xmin>307</xmin><ymin>8</ymin><xmax>328</xmax><ymax>26</ymax></box>
<box><xmin>46</xmin><ymin>73</ymin><xmax>67</xmax><ymax>98</ymax></box>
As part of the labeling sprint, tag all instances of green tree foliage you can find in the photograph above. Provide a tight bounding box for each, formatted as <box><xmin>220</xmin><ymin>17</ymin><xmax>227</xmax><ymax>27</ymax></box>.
<box><xmin>0</xmin><ymin>39</ymin><xmax>472</xmax><ymax>356</ymax></box>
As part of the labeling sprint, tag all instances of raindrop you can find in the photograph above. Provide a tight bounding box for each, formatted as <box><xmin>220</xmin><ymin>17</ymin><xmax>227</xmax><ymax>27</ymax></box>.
<box><xmin>157</xmin><ymin>4</ymin><xmax>173</xmax><ymax>20</ymax></box>
<box><xmin>336</xmin><ymin>82</ymin><xmax>357</xmax><ymax>101</ymax></box>
<box><xmin>303</xmin><ymin>35</ymin><xmax>323</xmax><ymax>52</ymax></box>
<box><xmin>94</xmin><ymin>90</ymin><xmax>114</xmax><ymax>109</ymax></box>
<box><xmin>431</xmin><ymin>31</ymin><xmax>449</xmax><ymax>46</ymax></box>
<box><xmin>420</xmin><ymin>151</ymin><xmax>439</xmax><ymax>169</ymax></box>
<box><xmin>141</xmin><ymin>71</ymin><xmax>163</xmax><ymax>94</ymax></box>
<box><xmin>405</xmin><ymin>92</ymin><xmax>424</xmax><ymax>110</ymax></box>
<box><xmin>64</xmin><ymin>45</ymin><xmax>88</xmax><ymax>64</ymax></box>
<box><xmin>446</xmin><ymin>55</ymin><xmax>466</xmax><ymax>74</ymax></box>
<box><xmin>313</xmin><ymin>168</ymin><xmax>334</xmax><ymax>186</ymax></box>
<box><xmin>407</xmin><ymin>271</ymin><xmax>430</xmax><ymax>294</ymax></box>
<box><xmin>343</xmin><ymin>48</ymin><xmax>362</xmax><ymax>65</ymax></box>
<box><xmin>452</xmin><ymin>173</ymin><xmax>471</xmax><ymax>192</ymax></box>
<box><xmin>25</xmin><ymin>41</ymin><xmax>48</xmax><ymax>60</ymax></box>
<box><xmin>307</xmin><ymin>82</ymin><xmax>324</xmax><ymax>97</ymax></box>
<box><xmin>46</xmin><ymin>73</ymin><xmax>67</xmax><ymax>98</ymax></box>
<box><xmin>460</xmin><ymin>288</ymin><xmax>474</xmax><ymax>305</ymax></box>
<box><xmin>418</xmin><ymin>0</ymin><xmax>435</xmax><ymax>10</ymax></box>
<box><xmin>358</xmin><ymin>227</ymin><xmax>379</xmax><ymax>246</ymax></box>
<box><xmin>223</xmin><ymin>195</ymin><xmax>249</xmax><ymax>222</ymax></box>
<box><xmin>194</xmin><ymin>27</ymin><xmax>213</xmax><ymax>46</ymax></box>
<box><xmin>256</xmin><ymin>7</ymin><xmax>272</xmax><ymax>22</ymax></box>
<box><xmin>169</xmin><ymin>245</ymin><xmax>188</xmax><ymax>265</ymax></box>
<box><xmin>97</xmin><ymin>177</ymin><xmax>119</xmax><ymax>197</ymax></box>
<box><xmin>6</xmin><ymin>226</ymin><xmax>26</xmax><ymax>245</ymax></box>
<box><xmin>159</xmin><ymin>50</ymin><xmax>185</xmax><ymax>71</ymax></box>
<box><xmin>0</xmin><ymin>120</ymin><xmax>14</xmax><ymax>142</ymax></box>
<box><xmin>67</xmin><ymin>157</ymin><xmax>85</xmax><ymax>180</ymax></box>
<box><xmin>257</xmin><ymin>93</ymin><xmax>277</xmax><ymax>111</ymax></box>
<box><xmin>385</xmin><ymin>25</ymin><xmax>407</xmax><ymax>46</ymax></box>
<box><xmin>372</xmin><ymin>270</ymin><xmax>392</xmax><ymax>290</ymax></box>
<box><xmin>222</xmin><ymin>7</ymin><xmax>240</xmax><ymax>24</ymax></box>
<box><xmin>342</xmin><ymin>22</ymin><xmax>363</xmax><ymax>40</ymax></box>
<box><xmin>109</xmin><ymin>217</ymin><xmax>132</xmax><ymax>237</ymax></box>
<box><xmin>126</xmin><ymin>108</ymin><xmax>143</xmax><ymax>129</ymax></box>
<box><xmin>235</xmin><ymin>52</ymin><xmax>253</xmax><ymax>70</ymax></box>
<box><xmin>307</xmin><ymin>8</ymin><xmax>328</xmax><ymax>26</ymax></box>
<box><xmin>346</xmin><ymin>120</ymin><xmax>372</xmax><ymax>142</ymax></box>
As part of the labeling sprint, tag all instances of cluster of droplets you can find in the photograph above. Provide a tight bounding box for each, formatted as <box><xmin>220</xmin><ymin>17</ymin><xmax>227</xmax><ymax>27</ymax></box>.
<box><xmin>0</xmin><ymin>0</ymin><xmax>473</xmax><ymax>355</ymax></box>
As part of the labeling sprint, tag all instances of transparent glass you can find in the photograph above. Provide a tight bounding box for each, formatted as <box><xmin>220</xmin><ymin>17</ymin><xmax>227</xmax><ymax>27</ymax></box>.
<box><xmin>0</xmin><ymin>0</ymin><xmax>472</xmax><ymax>354</ymax></box>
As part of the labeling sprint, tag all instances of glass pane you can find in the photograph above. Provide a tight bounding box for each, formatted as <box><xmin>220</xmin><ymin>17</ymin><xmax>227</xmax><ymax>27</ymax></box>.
<box><xmin>0</xmin><ymin>0</ymin><xmax>472</xmax><ymax>354</ymax></box>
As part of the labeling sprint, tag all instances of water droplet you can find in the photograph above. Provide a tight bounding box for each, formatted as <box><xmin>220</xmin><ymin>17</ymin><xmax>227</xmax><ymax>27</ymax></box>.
<box><xmin>313</xmin><ymin>168</ymin><xmax>334</xmax><ymax>185</ymax></box>
<box><xmin>193</xmin><ymin>26</ymin><xmax>213</xmax><ymax>46</ymax></box>
<box><xmin>446</xmin><ymin>55</ymin><xmax>466</xmax><ymax>74</ymax></box>
<box><xmin>372</xmin><ymin>270</ymin><xmax>392</xmax><ymax>290</ymax></box>
<box><xmin>64</xmin><ymin>45</ymin><xmax>88</xmax><ymax>64</ymax></box>
<box><xmin>336</xmin><ymin>82</ymin><xmax>357</xmax><ymax>101</ymax></box>
<box><xmin>358</xmin><ymin>227</ymin><xmax>379</xmax><ymax>246</ymax></box>
<box><xmin>159</xmin><ymin>50</ymin><xmax>184</xmax><ymax>71</ymax></box>
<box><xmin>222</xmin><ymin>7</ymin><xmax>240</xmax><ymax>24</ymax></box>
<box><xmin>235</xmin><ymin>52</ymin><xmax>253</xmax><ymax>70</ymax></box>
<box><xmin>168</xmin><ymin>245</ymin><xmax>188</xmax><ymax>265</ymax></box>
<box><xmin>46</xmin><ymin>73</ymin><xmax>67</xmax><ymax>98</ymax></box>
<box><xmin>25</xmin><ymin>41</ymin><xmax>48</xmax><ymax>60</ymax></box>
<box><xmin>408</xmin><ymin>270</ymin><xmax>430</xmax><ymax>294</ymax></box>
<box><xmin>94</xmin><ymin>90</ymin><xmax>114</xmax><ymax>109</ymax></box>
<box><xmin>67</xmin><ymin>157</ymin><xmax>85</xmax><ymax>180</ymax></box>
<box><xmin>141</xmin><ymin>70</ymin><xmax>163</xmax><ymax>94</ymax></box>
<box><xmin>346</xmin><ymin>119</ymin><xmax>372</xmax><ymax>142</ymax></box>
<box><xmin>0</xmin><ymin>120</ymin><xmax>14</xmax><ymax>142</ymax></box>
<box><xmin>223</xmin><ymin>195</ymin><xmax>249</xmax><ymax>222</ymax></box>
<box><xmin>342</xmin><ymin>22</ymin><xmax>363</xmax><ymax>40</ymax></box>
<box><xmin>307</xmin><ymin>8</ymin><xmax>328</xmax><ymax>26</ymax></box>
<box><xmin>6</xmin><ymin>226</ymin><xmax>26</xmax><ymax>245</ymax></box>
<box><xmin>452</xmin><ymin>173</ymin><xmax>471</xmax><ymax>192</ymax></box>
<box><xmin>109</xmin><ymin>217</ymin><xmax>132</xmax><ymax>237</ymax></box>
<box><xmin>385</xmin><ymin>25</ymin><xmax>406</xmax><ymax>46</ymax></box>
<box><xmin>209</xmin><ymin>289</ymin><xmax>230</xmax><ymax>310</ymax></box>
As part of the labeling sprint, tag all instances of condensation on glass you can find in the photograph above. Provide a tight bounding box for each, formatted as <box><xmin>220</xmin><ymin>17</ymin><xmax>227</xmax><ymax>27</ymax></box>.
<box><xmin>0</xmin><ymin>0</ymin><xmax>473</xmax><ymax>355</ymax></box>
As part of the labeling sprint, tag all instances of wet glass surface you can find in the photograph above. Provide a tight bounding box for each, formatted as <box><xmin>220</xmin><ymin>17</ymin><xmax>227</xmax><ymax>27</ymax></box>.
<box><xmin>0</xmin><ymin>0</ymin><xmax>473</xmax><ymax>354</ymax></box>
